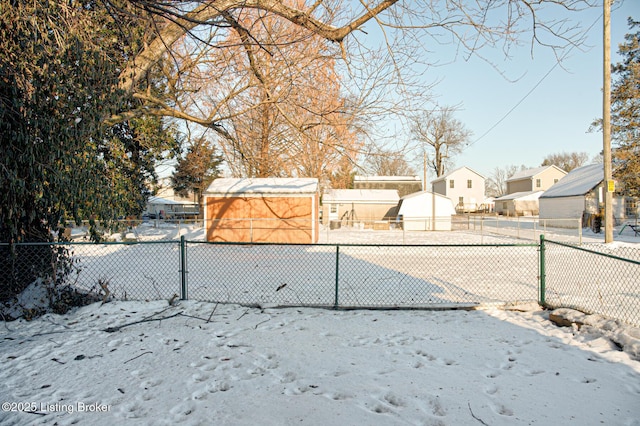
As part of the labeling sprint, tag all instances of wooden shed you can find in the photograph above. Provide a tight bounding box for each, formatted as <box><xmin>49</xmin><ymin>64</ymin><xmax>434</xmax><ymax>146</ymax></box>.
<box><xmin>203</xmin><ymin>178</ymin><xmax>319</xmax><ymax>243</ymax></box>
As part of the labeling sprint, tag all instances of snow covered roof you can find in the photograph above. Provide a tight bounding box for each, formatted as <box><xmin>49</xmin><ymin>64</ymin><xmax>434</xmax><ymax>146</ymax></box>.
<box><xmin>397</xmin><ymin>191</ymin><xmax>456</xmax><ymax>216</ymax></box>
<box><xmin>507</xmin><ymin>165</ymin><xmax>566</xmax><ymax>182</ymax></box>
<box><xmin>323</xmin><ymin>189</ymin><xmax>399</xmax><ymax>203</ymax></box>
<box><xmin>400</xmin><ymin>190</ymin><xmax>449</xmax><ymax>202</ymax></box>
<box><xmin>495</xmin><ymin>191</ymin><xmax>544</xmax><ymax>201</ymax></box>
<box><xmin>540</xmin><ymin>164</ymin><xmax>603</xmax><ymax>198</ymax></box>
<box><xmin>147</xmin><ymin>196</ymin><xmax>196</xmax><ymax>205</ymax></box>
<box><xmin>431</xmin><ymin>166</ymin><xmax>485</xmax><ymax>183</ymax></box>
<box><xmin>204</xmin><ymin>178</ymin><xmax>319</xmax><ymax>195</ymax></box>
<box><xmin>354</xmin><ymin>175</ymin><xmax>421</xmax><ymax>182</ymax></box>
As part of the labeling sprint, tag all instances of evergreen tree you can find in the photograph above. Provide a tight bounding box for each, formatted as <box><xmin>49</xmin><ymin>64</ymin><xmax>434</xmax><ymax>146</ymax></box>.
<box><xmin>172</xmin><ymin>137</ymin><xmax>224</xmax><ymax>206</ymax></box>
<box><xmin>0</xmin><ymin>1</ymin><xmax>176</xmax><ymax>301</ymax></box>
<box><xmin>610</xmin><ymin>18</ymin><xmax>640</xmax><ymax>197</ymax></box>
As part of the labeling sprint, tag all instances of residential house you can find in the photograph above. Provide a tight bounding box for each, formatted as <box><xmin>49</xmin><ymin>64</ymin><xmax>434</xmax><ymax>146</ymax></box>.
<box><xmin>145</xmin><ymin>196</ymin><xmax>199</xmax><ymax>220</ymax></box>
<box><xmin>506</xmin><ymin>165</ymin><xmax>567</xmax><ymax>194</ymax></box>
<box><xmin>149</xmin><ymin>176</ymin><xmax>200</xmax><ymax>219</ymax></box>
<box><xmin>431</xmin><ymin>167</ymin><xmax>486</xmax><ymax>213</ymax></box>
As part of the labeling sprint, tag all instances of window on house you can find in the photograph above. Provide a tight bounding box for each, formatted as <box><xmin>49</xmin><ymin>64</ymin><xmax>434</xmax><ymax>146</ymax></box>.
<box><xmin>449</xmin><ymin>180</ymin><xmax>454</xmax><ymax>189</ymax></box>
<box><xmin>536</xmin><ymin>179</ymin><xmax>541</xmax><ymax>188</ymax></box>
<box><xmin>503</xmin><ymin>202</ymin><xmax>508</xmax><ymax>210</ymax></box>
<box><xmin>554</xmin><ymin>179</ymin><xmax>559</xmax><ymax>184</ymax></box>
<box><xmin>330</xmin><ymin>204</ymin><xmax>337</xmax><ymax>214</ymax></box>
<box><xmin>467</xmin><ymin>180</ymin><xmax>472</xmax><ymax>188</ymax></box>
<box><xmin>625</xmin><ymin>198</ymin><xmax>638</xmax><ymax>217</ymax></box>
<box><xmin>459</xmin><ymin>197</ymin><xmax>464</xmax><ymax>206</ymax></box>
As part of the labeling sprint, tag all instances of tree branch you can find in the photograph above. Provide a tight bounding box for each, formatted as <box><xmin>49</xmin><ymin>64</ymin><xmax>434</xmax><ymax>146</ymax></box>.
<box><xmin>118</xmin><ymin>0</ymin><xmax>399</xmax><ymax>94</ymax></box>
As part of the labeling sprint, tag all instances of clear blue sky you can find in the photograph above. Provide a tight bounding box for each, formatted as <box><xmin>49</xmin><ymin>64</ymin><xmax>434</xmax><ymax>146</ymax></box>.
<box><xmin>371</xmin><ymin>0</ymin><xmax>638</xmax><ymax>180</ymax></box>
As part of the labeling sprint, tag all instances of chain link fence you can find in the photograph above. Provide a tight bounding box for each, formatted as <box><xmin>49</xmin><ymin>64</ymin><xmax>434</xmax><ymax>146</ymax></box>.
<box><xmin>2</xmin><ymin>240</ymin><xmax>540</xmax><ymax>310</ymax></box>
<box><xmin>2</xmin><ymin>238</ymin><xmax>639</xmax><ymax>326</ymax></box>
<box><xmin>541</xmin><ymin>238</ymin><xmax>640</xmax><ymax>327</ymax></box>
<box><xmin>0</xmin><ymin>242</ymin><xmax>181</xmax><ymax>303</ymax></box>
<box><xmin>61</xmin><ymin>216</ymin><xmax>597</xmax><ymax>244</ymax></box>
<box><xmin>185</xmin><ymin>242</ymin><xmax>540</xmax><ymax>308</ymax></box>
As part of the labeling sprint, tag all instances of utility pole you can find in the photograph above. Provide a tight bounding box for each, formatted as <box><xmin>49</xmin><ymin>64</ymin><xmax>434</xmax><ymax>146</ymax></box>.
<box><xmin>603</xmin><ymin>0</ymin><xmax>613</xmax><ymax>243</ymax></box>
<box><xmin>423</xmin><ymin>151</ymin><xmax>428</xmax><ymax>192</ymax></box>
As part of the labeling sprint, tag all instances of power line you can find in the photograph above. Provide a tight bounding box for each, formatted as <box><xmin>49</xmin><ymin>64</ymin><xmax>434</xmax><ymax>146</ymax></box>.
<box><xmin>469</xmin><ymin>14</ymin><xmax>603</xmax><ymax>147</ymax></box>
<box><xmin>470</xmin><ymin>63</ymin><xmax>559</xmax><ymax>146</ymax></box>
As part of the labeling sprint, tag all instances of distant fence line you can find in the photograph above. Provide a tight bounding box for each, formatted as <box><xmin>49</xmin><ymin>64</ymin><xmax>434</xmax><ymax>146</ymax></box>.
<box><xmin>1</xmin><ymin>237</ymin><xmax>638</xmax><ymax>327</ymax></box>
<box><xmin>57</xmin><ymin>215</ymin><xmax>627</xmax><ymax>244</ymax></box>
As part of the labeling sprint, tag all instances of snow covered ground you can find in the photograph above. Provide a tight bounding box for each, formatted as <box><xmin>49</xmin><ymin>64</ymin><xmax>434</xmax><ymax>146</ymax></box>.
<box><xmin>1</xmin><ymin>300</ymin><xmax>639</xmax><ymax>426</ymax></box>
<box><xmin>1</xmin><ymin>222</ymin><xmax>639</xmax><ymax>425</ymax></box>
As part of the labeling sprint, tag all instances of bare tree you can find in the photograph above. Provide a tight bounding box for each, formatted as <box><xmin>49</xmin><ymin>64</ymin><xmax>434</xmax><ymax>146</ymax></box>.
<box><xmin>410</xmin><ymin>106</ymin><xmax>472</xmax><ymax>177</ymax></box>
<box><xmin>486</xmin><ymin>165</ymin><xmax>522</xmax><ymax>197</ymax></box>
<box><xmin>365</xmin><ymin>147</ymin><xmax>416</xmax><ymax>176</ymax></box>
<box><xmin>214</xmin><ymin>4</ymin><xmax>363</xmax><ymax>178</ymax></box>
<box><xmin>541</xmin><ymin>152</ymin><xmax>589</xmax><ymax>172</ymax></box>
<box><xmin>105</xmin><ymin>0</ymin><xmax>598</xmax><ymax>160</ymax></box>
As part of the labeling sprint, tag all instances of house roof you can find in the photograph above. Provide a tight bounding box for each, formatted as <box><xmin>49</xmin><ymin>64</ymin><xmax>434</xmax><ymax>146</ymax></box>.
<box><xmin>397</xmin><ymin>191</ymin><xmax>456</xmax><ymax>216</ymax></box>
<box><xmin>430</xmin><ymin>166</ymin><xmax>486</xmax><ymax>183</ymax></box>
<box><xmin>204</xmin><ymin>178</ymin><xmax>319</xmax><ymax>195</ymax></box>
<box><xmin>354</xmin><ymin>175</ymin><xmax>421</xmax><ymax>182</ymax></box>
<box><xmin>539</xmin><ymin>164</ymin><xmax>603</xmax><ymax>198</ymax></box>
<box><xmin>323</xmin><ymin>189</ymin><xmax>399</xmax><ymax>203</ymax></box>
<box><xmin>400</xmin><ymin>190</ymin><xmax>450</xmax><ymax>202</ymax></box>
<box><xmin>148</xmin><ymin>196</ymin><xmax>196</xmax><ymax>206</ymax></box>
<box><xmin>507</xmin><ymin>165</ymin><xmax>566</xmax><ymax>182</ymax></box>
<box><xmin>494</xmin><ymin>191</ymin><xmax>544</xmax><ymax>201</ymax></box>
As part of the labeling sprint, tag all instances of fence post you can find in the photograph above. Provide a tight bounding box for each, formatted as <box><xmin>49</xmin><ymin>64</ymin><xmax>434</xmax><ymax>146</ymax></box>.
<box><xmin>334</xmin><ymin>245</ymin><xmax>340</xmax><ymax>308</ymax></box>
<box><xmin>539</xmin><ymin>234</ymin><xmax>546</xmax><ymax>306</ymax></box>
<box><xmin>578</xmin><ymin>217</ymin><xmax>583</xmax><ymax>245</ymax></box>
<box><xmin>180</xmin><ymin>236</ymin><xmax>188</xmax><ymax>300</ymax></box>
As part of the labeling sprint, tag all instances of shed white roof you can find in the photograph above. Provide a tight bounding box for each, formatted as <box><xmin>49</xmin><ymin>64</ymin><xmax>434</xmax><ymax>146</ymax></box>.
<box><xmin>148</xmin><ymin>196</ymin><xmax>196</xmax><ymax>206</ymax></box>
<box><xmin>323</xmin><ymin>189</ymin><xmax>399</xmax><ymax>203</ymax></box>
<box><xmin>540</xmin><ymin>164</ymin><xmax>603</xmax><ymax>198</ymax></box>
<box><xmin>495</xmin><ymin>191</ymin><xmax>544</xmax><ymax>201</ymax></box>
<box><xmin>397</xmin><ymin>191</ymin><xmax>456</xmax><ymax>216</ymax></box>
<box><xmin>354</xmin><ymin>175</ymin><xmax>421</xmax><ymax>182</ymax></box>
<box><xmin>204</xmin><ymin>178</ymin><xmax>319</xmax><ymax>195</ymax></box>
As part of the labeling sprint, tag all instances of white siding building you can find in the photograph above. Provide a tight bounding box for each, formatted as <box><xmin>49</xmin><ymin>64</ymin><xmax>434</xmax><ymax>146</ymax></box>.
<box><xmin>506</xmin><ymin>165</ymin><xmax>567</xmax><ymax>194</ymax></box>
<box><xmin>397</xmin><ymin>191</ymin><xmax>456</xmax><ymax>231</ymax></box>
<box><xmin>322</xmin><ymin>189</ymin><xmax>400</xmax><ymax>227</ymax></box>
<box><xmin>539</xmin><ymin>164</ymin><xmax>629</xmax><ymax>228</ymax></box>
<box><xmin>431</xmin><ymin>167</ymin><xmax>486</xmax><ymax>213</ymax></box>
<box><xmin>494</xmin><ymin>191</ymin><xmax>543</xmax><ymax>216</ymax></box>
